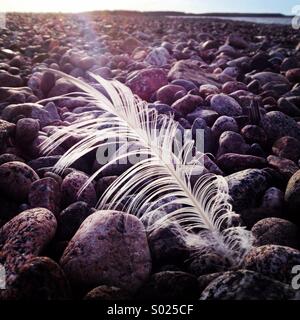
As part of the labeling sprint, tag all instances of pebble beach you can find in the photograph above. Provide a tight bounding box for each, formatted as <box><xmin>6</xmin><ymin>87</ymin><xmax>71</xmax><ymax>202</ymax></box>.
<box><xmin>1</xmin><ymin>12</ymin><xmax>300</xmax><ymax>300</ymax></box>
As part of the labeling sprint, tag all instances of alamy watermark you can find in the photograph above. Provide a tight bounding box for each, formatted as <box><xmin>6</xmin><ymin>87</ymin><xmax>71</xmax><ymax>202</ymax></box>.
<box><xmin>0</xmin><ymin>12</ymin><xmax>6</xmax><ymax>29</ymax></box>
<box><xmin>292</xmin><ymin>265</ymin><xmax>300</xmax><ymax>290</ymax></box>
<box><xmin>0</xmin><ymin>264</ymin><xmax>6</xmax><ymax>290</ymax></box>
<box><xmin>292</xmin><ymin>5</ymin><xmax>300</xmax><ymax>30</ymax></box>
<box><xmin>95</xmin><ymin>128</ymin><xmax>205</xmax><ymax>175</ymax></box>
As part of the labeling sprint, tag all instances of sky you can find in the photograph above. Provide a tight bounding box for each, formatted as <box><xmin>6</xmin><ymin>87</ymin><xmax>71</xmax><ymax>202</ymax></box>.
<box><xmin>0</xmin><ymin>0</ymin><xmax>298</xmax><ymax>15</ymax></box>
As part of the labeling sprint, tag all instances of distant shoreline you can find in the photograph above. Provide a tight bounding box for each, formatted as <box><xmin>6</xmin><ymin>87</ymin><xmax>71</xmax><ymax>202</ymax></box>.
<box><xmin>2</xmin><ymin>11</ymin><xmax>293</xmax><ymax>18</ymax></box>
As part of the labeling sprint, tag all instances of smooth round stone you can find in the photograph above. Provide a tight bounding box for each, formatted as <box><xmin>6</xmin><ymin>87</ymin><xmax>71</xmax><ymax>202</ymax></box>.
<box><xmin>217</xmin><ymin>153</ymin><xmax>267</xmax><ymax>174</ymax></box>
<box><xmin>60</xmin><ymin>211</ymin><xmax>152</xmax><ymax>292</ymax></box>
<box><xmin>0</xmin><ymin>161</ymin><xmax>39</xmax><ymax>201</ymax></box>
<box><xmin>0</xmin><ymin>208</ymin><xmax>57</xmax><ymax>288</ymax></box>
<box><xmin>84</xmin><ymin>285</ymin><xmax>130</xmax><ymax>300</ymax></box>
<box><xmin>286</xmin><ymin>68</ymin><xmax>300</xmax><ymax>83</ymax></box>
<box><xmin>40</xmin><ymin>71</ymin><xmax>55</xmax><ymax>96</ymax></box>
<box><xmin>211</xmin><ymin>116</ymin><xmax>239</xmax><ymax>138</ymax></box>
<box><xmin>210</xmin><ymin>94</ymin><xmax>243</xmax><ymax>116</ymax></box>
<box><xmin>227</xmin><ymin>34</ymin><xmax>248</xmax><ymax>49</ymax></box>
<box><xmin>57</xmin><ymin>201</ymin><xmax>94</xmax><ymax>241</ymax></box>
<box><xmin>156</xmin><ymin>84</ymin><xmax>187</xmax><ymax>105</ymax></box>
<box><xmin>200</xmin><ymin>270</ymin><xmax>296</xmax><ymax>300</ymax></box>
<box><xmin>261</xmin><ymin>187</ymin><xmax>284</xmax><ymax>211</ymax></box>
<box><xmin>0</xmin><ymin>71</ymin><xmax>23</xmax><ymax>87</ymax></box>
<box><xmin>226</xmin><ymin>169</ymin><xmax>270</xmax><ymax>212</ymax></box>
<box><xmin>241</xmin><ymin>125</ymin><xmax>267</xmax><ymax>145</ymax></box>
<box><xmin>2</xmin><ymin>257</ymin><xmax>71</xmax><ymax>300</ymax></box>
<box><xmin>145</xmin><ymin>47</ymin><xmax>170</xmax><ymax>67</ymax></box>
<box><xmin>29</xmin><ymin>177</ymin><xmax>61</xmax><ymax>216</ymax></box>
<box><xmin>281</xmin><ymin>57</ymin><xmax>299</xmax><ymax>72</ymax></box>
<box><xmin>217</xmin><ymin>131</ymin><xmax>249</xmax><ymax>157</ymax></box>
<box><xmin>261</xmin><ymin>111</ymin><xmax>300</xmax><ymax>142</ymax></box>
<box><xmin>285</xmin><ymin>170</ymin><xmax>300</xmax><ymax>215</ymax></box>
<box><xmin>171</xmin><ymin>79</ymin><xmax>197</xmax><ymax>92</ymax></box>
<box><xmin>252</xmin><ymin>218</ymin><xmax>299</xmax><ymax>248</ymax></box>
<box><xmin>199</xmin><ymin>84</ymin><xmax>220</xmax><ymax>97</ymax></box>
<box><xmin>251</xmin><ymin>72</ymin><xmax>289</xmax><ymax>86</ymax></box>
<box><xmin>0</xmin><ymin>153</ymin><xmax>24</xmax><ymax>166</ymax></box>
<box><xmin>61</xmin><ymin>171</ymin><xmax>97</xmax><ymax>207</ymax></box>
<box><xmin>16</xmin><ymin>118</ymin><xmax>40</xmax><ymax>143</ymax></box>
<box><xmin>278</xmin><ymin>97</ymin><xmax>300</xmax><ymax>117</ymax></box>
<box><xmin>222</xmin><ymin>81</ymin><xmax>247</xmax><ymax>94</ymax></box>
<box><xmin>137</xmin><ymin>271</ymin><xmax>198</xmax><ymax>300</ymax></box>
<box><xmin>148</xmin><ymin>223</ymin><xmax>189</xmax><ymax>266</ymax></box>
<box><xmin>272</xmin><ymin>136</ymin><xmax>300</xmax><ymax>162</ymax></box>
<box><xmin>267</xmin><ymin>155</ymin><xmax>299</xmax><ymax>180</ymax></box>
<box><xmin>126</xmin><ymin>68</ymin><xmax>168</xmax><ymax>101</ymax></box>
<box><xmin>243</xmin><ymin>245</ymin><xmax>300</xmax><ymax>283</ymax></box>
<box><xmin>171</xmin><ymin>94</ymin><xmax>203</xmax><ymax>115</ymax></box>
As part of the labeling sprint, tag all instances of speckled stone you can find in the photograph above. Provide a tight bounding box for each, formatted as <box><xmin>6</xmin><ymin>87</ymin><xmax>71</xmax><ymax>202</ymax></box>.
<box><xmin>211</xmin><ymin>116</ymin><xmax>239</xmax><ymax>139</ymax></box>
<box><xmin>136</xmin><ymin>271</ymin><xmax>199</xmax><ymax>300</ymax></box>
<box><xmin>197</xmin><ymin>272</ymin><xmax>226</xmax><ymax>293</ymax></box>
<box><xmin>252</xmin><ymin>218</ymin><xmax>299</xmax><ymax>249</ymax></box>
<box><xmin>60</xmin><ymin>211</ymin><xmax>152</xmax><ymax>292</ymax></box>
<box><xmin>243</xmin><ymin>245</ymin><xmax>300</xmax><ymax>283</ymax></box>
<box><xmin>16</xmin><ymin>118</ymin><xmax>40</xmax><ymax>143</ymax></box>
<box><xmin>210</xmin><ymin>94</ymin><xmax>243</xmax><ymax>116</ymax></box>
<box><xmin>285</xmin><ymin>170</ymin><xmax>300</xmax><ymax>214</ymax></box>
<box><xmin>261</xmin><ymin>111</ymin><xmax>300</xmax><ymax>142</ymax></box>
<box><xmin>186</xmin><ymin>251</ymin><xmax>230</xmax><ymax>277</ymax></box>
<box><xmin>84</xmin><ymin>285</ymin><xmax>130</xmax><ymax>300</ymax></box>
<box><xmin>0</xmin><ymin>208</ymin><xmax>57</xmax><ymax>287</ymax></box>
<box><xmin>1</xmin><ymin>257</ymin><xmax>71</xmax><ymax>300</ymax></box>
<box><xmin>200</xmin><ymin>270</ymin><xmax>297</xmax><ymax>300</ymax></box>
<box><xmin>147</xmin><ymin>223</ymin><xmax>189</xmax><ymax>266</ymax></box>
<box><xmin>218</xmin><ymin>132</ymin><xmax>249</xmax><ymax>158</ymax></box>
<box><xmin>0</xmin><ymin>161</ymin><xmax>39</xmax><ymax>201</ymax></box>
<box><xmin>57</xmin><ymin>201</ymin><xmax>94</xmax><ymax>241</ymax></box>
<box><xmin>272</xmin><ymin>136</ymin><xmax>300</xmax><ymax>162</ymax></box>
<box><xmin>29</xmin><ymin>177</ymin><xmax>61</xmax><ymax>215</ymax></box>
<box><xmin>267</xmin><ymin>155</ymin><xmax>299</xmax><ymax>180</ymax></box>
<box><xmin>226</xmin><ymin>169</ymin><xmax>270</xmax><ymax>212</ymax></box>
<box><xmin>217</xmin><ymin>153</ymin><xmax>267</xmax><ymax>174</ymax></box>
<box><xmin>0</xmin><ymin>153</ymin><xmax>24</xmax><ymax>166</ymax></box>
<box><xmin>61</xmin><ymin>171</ymin><xmax>97</xmax><ymax>207</ymax></box>
<box><xmin>241</xmin><ymin>125</ymin><xmax>267</xmax><ymax>145</ymax></box>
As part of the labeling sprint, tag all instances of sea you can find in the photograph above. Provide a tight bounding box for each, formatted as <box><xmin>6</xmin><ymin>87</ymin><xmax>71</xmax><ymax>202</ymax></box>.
<box><xmin>168</xmin><ymin>16</ymin><xmax>293</xmax><ymax>26</ymax></box>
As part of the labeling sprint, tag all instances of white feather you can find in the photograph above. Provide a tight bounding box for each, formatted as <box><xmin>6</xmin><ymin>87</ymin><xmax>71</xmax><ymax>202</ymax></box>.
<box><xmin>41</xmin><ymin>69</ymin><xmax>253</xmax><ymax>265</ymax></box>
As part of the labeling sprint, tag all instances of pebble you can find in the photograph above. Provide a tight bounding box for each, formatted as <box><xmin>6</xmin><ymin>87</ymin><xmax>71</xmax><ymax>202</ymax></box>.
<box><xmin>60</xmin><ymin>211</ymin><xmax>152</xmax><ymax>292</ymax></box>
<box><xmin>171</xmin><ymin>94</ymin><xmax>203</xmax><ymax>115</ymax></box>
<box><xmin>252</xmin><ymin>218</ymin><xmax>299</xmax><ymax>248</ymax></box>
<box><xmin>61</xmin><ymin>171</ymin><xmax>97</xmax><ymax>207</ymax></box>
<box><xmin>210</xmin><ymin>94</ymin><xmax>243</xmax><ymax>116</ymax></box>
<box><xmin>16</xmin><ymin>118</ymin><xmax>40</xmax><ymax>143</ymax></box>
<box><xmin>211</xmin><ymin>116</ymin><xmax>239</xmax><ymax>138</ymax></box>
<box><xmin>261</xmin><ymin>111</ymin><xmax>300</xmax><ymax>142</ymax></box>
<box><xmin>2</xmin><ymin>257</ymin><xmax>71</xmax><ymax>300</ymax></box>
<box><xmin>126</xmin><ymin>68</ymin><xmax>168</xmax><ymax>101</ymax></box>
<box><xmin>29</xmin><ymin>177</ymin><xmax>61</xmax><ymax>216</ymax></box>
<box><xmin>217</xmin><ymin>131</ymin><xmax>249</xmax><ymax>157</ymax></box>
<box><xmin>285</xmin><ymin>170</ymin><xmax>300</xmax><ymax>216</ymax></box>
<box><xmin>57</xmin><ymin>201</ymin><xmax>94</xmax><ymax>241</ymax></box>
<box><xmin>217</xmin><ymin>153</ymin><xmax>267</xmax><ymax>173</ymax></box>
<box><xmin>243</xmin><ymin>245</ymin><xmax>300</xmax><ymax>283</ymax></box>
<box><xmin>156</xmin><ymin>84</ymin><xmax>187</xmax><ymax>105</ymax></box>
<box><xmin>272</xmin><ymin>136</ymin><xmax>300</xmax><ymax>162</ymax></box>
<box><xmin>200</xmin><ymin>270</ymin><xmax>297</xmax><ymax>300</ymax></box>
<box><xmin>226</xmin><ymin>169</ymin><xmax>270</xmax><ymax>212</ymax></box>
<box><xmin>0</xmin><ymin>208</ymin><xmax>57</xmax><ymax>294</ymax></box>
<box><xmin>267</xmin><ymin>155</ymin><xmax>299</xmax><ymax>180</ymax></box>
<box><xmin>0</xmin><ymin>161</ymin><xmax>39</xmax><ymax>201</ymax></box>
<box><xmin>84</xmin><ymin>285</ymin><xmax>130</xmax><ymax>300</ymax></box>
